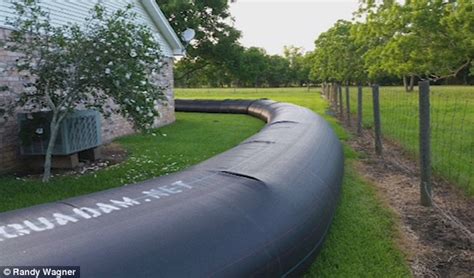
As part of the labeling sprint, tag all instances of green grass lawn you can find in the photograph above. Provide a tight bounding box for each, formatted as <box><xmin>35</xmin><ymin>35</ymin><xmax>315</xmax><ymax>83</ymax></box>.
<box><xmin>346</xmin><ymin>86</ymin><xmax>473</xmax><ymax>195</ymax></box>
<box><xmin>0</xmin><ymin>87</ymin><xmax>411</xmax><ymax>277</ymax></box>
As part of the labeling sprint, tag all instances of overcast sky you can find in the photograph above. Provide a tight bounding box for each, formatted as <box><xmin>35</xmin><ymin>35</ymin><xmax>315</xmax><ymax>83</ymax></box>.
<box><xmin>229</xmin><ymin>0</ymin><xmax>360</xmax><ymax>55</ymax></box>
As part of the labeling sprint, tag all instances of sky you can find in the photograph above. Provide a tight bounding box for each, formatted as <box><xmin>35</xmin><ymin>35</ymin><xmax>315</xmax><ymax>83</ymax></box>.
<box><xmin>228</xmin><ymin>0</ymin><xmax>360</xmax><ymax>55</ymax></box>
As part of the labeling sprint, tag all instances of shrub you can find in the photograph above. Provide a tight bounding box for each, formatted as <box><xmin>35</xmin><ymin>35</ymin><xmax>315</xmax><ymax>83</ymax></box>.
<box><xmin>0</xmin><ymin>0</ymin><xmax>167</xmax><ymax>181</ymax></box>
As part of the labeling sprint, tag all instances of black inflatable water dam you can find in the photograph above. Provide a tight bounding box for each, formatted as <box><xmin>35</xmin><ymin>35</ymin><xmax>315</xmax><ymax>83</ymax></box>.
<box><xmin>0</xmin><ymin>99</ymin><xmax>344</xmax><ymax>277</ymax></box>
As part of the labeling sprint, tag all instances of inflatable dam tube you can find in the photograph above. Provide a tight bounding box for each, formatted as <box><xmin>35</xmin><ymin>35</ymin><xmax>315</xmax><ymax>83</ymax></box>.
<box><xmin>0</xmin><ymin>99</ymin><xmax>344</xmax><ymax>277</ymax></box>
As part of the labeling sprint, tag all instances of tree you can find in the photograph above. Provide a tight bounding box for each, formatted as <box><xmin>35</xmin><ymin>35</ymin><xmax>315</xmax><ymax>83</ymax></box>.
<box><xmin>442</xmin><ymin>0</ymin><xmax>474</xmax><ymax>80</ymax></box>
<box><xmin>405</xmin><ymin>0</ymin><xmax>473</xmax><ymax>81</ymax></box>
<box><xmin>264</xmin><ymin>55</ymin><xmax>290</xmax><ymax>87</ymax></box>
<box><xmin>238</xmin><ymin>47</ymin><xmax>268</xmax><ymax>87</ymax></box>
<box><xmin>283</xmin><ymin>46</ymin><xmax>312</xmax><ymax>86</ymax></box>
<box><xmin>354</xmin><ymin>0</ymin><xmax>473</xmax><ymax>90</ymax></box>
<box><xmin>283</xmin><ymin>46</ymin><xmax>303</xmax><ymax>85</ymax></box>
<box><xmin>299</xmin><ymin>52</ymin><xmax>314</xmax><ymax>87</ymax></box>
<box><xmin>157</xmin><ymin>0</ymin><xmax>242</xmax><ymax>81</ymax></box>
<box><xmin>311</xmin><ymin>20</ymin><xmax>366</xmax><ymax>85</ymax></box>
<box><xmin>1</xmin><ymin>0</ymin><xmax>166</xmax><ymax>182</ymax></box>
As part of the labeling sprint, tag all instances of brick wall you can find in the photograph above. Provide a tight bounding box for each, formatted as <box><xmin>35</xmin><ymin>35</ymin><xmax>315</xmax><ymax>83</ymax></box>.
<box><xmin>153</xmin><ymin>58</ymin><xmax>176</xmax><ymax>128</ymax></box>
<box><xmin>0</xmin><ymin>28</ymin><xmax>23</xmax><ymax>173</ymax></box>
<box><xmin>0</xmin><ymin>28</ymin><xmax>176</xmax><ymax>173</ymax></box>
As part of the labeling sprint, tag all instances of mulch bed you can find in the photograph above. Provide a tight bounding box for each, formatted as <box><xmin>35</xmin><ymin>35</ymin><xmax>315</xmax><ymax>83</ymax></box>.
<box><xmin>15</xmin><ymin>142</ymin><xmax>128</xmax><ymax>179</ymax></box>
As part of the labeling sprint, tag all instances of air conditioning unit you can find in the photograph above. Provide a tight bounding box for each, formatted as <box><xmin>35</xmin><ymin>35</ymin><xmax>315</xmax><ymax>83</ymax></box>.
<box><xmin>18</xmin><ymin>110</ymin><xmax>102</xmax><ymax>156</ymax></box>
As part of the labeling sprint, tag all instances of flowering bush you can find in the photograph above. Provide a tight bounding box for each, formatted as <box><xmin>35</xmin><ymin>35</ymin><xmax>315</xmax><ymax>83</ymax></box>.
<box><xmin>0</xmin><ymin>0</ymin><xmax>167</xmax><ymax>181</ymax></box>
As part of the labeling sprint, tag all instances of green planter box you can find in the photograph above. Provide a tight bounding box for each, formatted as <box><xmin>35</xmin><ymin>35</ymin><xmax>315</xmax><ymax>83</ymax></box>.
<box><xmin>18</xmin><ymin>110</ymin><xmax>102</xmax><ymax>156</ymax></box>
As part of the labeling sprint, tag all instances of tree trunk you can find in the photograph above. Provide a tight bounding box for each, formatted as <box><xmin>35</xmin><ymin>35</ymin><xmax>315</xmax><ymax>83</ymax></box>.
<box><xmin>408</xmin><ymin>75</ymin><xmax>415</xmax><ymax>92</ymax></box>
<box><xmin>42</xmin><ymin>113</ymin><xmax>61</xmax><ymax>183</ymax></box>
<box><xmin>403</xmin><ymin>76</ymin><xmax>409</xmax><ymax>92</ymax></box>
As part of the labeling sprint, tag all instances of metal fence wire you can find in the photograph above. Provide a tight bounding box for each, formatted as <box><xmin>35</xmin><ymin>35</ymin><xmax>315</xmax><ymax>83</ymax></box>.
<box><xmin>322</xmin><ymin>83</ymin><xmax>474</xmax><ymax>198</ymax></box>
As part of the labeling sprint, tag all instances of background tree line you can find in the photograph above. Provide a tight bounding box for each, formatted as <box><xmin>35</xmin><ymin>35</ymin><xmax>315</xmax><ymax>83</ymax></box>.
<box><xmin>311</xmin><ymin>0</ymin><xmax>473</xmax><ymax>90</ymax></box>
<box><xmin>157</xmin><ymin>0</ymin><xmax>311</xmax><ymax>88</ymax></box>
<box><xmin>174</xmin><ymin>46</ymin><xmax>312</xmax><ymax>88</ymax></box>
<box><xmin>159</xmin><ymin>0</ymin><xmax>473</xmax><ymax>89</ymax></box>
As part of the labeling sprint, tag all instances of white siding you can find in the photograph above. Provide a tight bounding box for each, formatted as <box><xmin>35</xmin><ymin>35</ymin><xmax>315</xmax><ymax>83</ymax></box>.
<box><xmin>0</xmin><ymin>0</ymin><xmax>173</xmax><ymax>57</ymax></box>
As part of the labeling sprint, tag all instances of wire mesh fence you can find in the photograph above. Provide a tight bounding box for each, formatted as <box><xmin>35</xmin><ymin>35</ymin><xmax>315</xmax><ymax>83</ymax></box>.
<box><xmin>324</xmin><ymin>83</ymin><xmax>473</xmax><ymax>197</ymax></box>
<box><xmin>430</xmin><ymin>88</ymin><xmax>473</xmax><ymax>193</ymax></box>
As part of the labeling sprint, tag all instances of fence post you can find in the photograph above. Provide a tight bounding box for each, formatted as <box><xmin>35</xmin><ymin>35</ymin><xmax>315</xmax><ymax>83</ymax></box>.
<box><xmin>328</xmin><ymin>83</ymin><xmax>331</xmax><ymax>101</ymax></box>
<box><xmin>419</xmin><ymin>81</ymin><xmax>432</xmax><ymax>206</ymax></box>
<box><xmin>372</xmin><ymin>84</ymin><xmax>383</xmax><ymax>156</ymax></box>
<box><xmin>332</xmin><ymin>83</ymin><xmax>335</xmax><ymax>104</ymax></box>
<box><xmin>345</xmin><ymin>83</ymin><xmax>351</xmax><ymax>126</ymax></box>
<box><xmin>325</xmin><ymin>83</ymin><xmax>329</xmax><ymax>99</ymax></box>
<box><xmin>357</xmin><ymin>84</ymin><xmax>363</xmax><ymax>136</ymax></box>
<box><xmin>338</xmin><ymin>83</ymin><xmax>343</xmax><ymax>116</ymax></box>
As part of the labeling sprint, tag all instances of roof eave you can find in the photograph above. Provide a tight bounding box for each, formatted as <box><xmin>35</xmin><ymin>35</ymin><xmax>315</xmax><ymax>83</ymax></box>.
<box><xmin>140</xmin><ymin>0</ymin><xmax>185</xmax><ymax>56</ymax></box>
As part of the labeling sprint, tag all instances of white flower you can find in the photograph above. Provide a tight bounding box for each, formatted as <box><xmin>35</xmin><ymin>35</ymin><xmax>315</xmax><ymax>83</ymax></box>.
<box><xmin>130</xmin><ymin>50</ymin><xmax>137</xmax><ymax>57</ymax></box>
<box><xmin>141</xmin><ymin>81</ymin><xmax>147</xmax><ymax>86</ymax></box>
<box><xmin>108</xmin><ymin>61</ymin><xmax>113</xmax><ymax>66</ymax></box>
<box><xmin>136</xmin><ymin>106</ymin><xmax>141</xmax><ymax>112</ymax></box>
<box><xmin>113</xmin><ymin>33</ymin><xmax>118</xmax><ymax>39</ymax></box>
<box><xmin>104</xmin><ymin>50</ymin><xmax>108</xmax><ymax>54</ymax></box>
<box><xmin>147</xmin><ymin>112</ymin><xmax>153</xmax><ymax>117</ymax></box>
<box><xmin>125</xmin><ymin>73</ymin><xmax>131</xmax><ymax>79</ymax></box>
<box><xmin>96</xmin><ymin>56</ymin><xmax>100</xmax><ymax>61</ymax></box>
<box><xmin>105</xmin><ymin>68</ymin><xmax>111</xmax><ymax>74</ymax></box>
<box><xmin>25</xmin><ymin>87</ymin><xmax>36</xmax><ymax>93</ymax></box>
